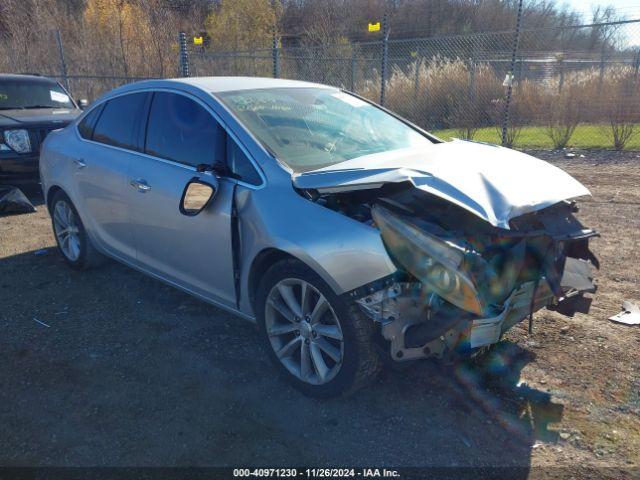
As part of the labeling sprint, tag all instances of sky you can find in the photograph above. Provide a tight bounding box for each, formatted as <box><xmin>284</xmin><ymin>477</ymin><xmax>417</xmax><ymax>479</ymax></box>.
<box><xmin>562</xmin><ymin>0</ymin><xmax>640</xmax><ymax>19</ymax></box>
<box><xmin>562</xmin><ymin>0</ymin><xmax>640</xmax><ymax>45</ymax></box>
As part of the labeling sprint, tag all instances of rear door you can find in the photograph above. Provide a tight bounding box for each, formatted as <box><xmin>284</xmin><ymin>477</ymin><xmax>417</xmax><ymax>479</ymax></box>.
<box><xmin>126</xmin><ymin>91</ymin><xmax>237</xmax><ymax>306</ymax></box>
<box><xmin>74</xmin><ymin>92</ymin><xmax>149</xmax><ymax>262</ymax></box>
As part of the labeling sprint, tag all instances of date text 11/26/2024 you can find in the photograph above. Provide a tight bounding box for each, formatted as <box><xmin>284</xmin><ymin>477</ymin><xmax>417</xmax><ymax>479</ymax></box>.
<box><xmin>233</xmin><ymin>468</ymin><xmax>401</xmax><ymax>478</ymax></box>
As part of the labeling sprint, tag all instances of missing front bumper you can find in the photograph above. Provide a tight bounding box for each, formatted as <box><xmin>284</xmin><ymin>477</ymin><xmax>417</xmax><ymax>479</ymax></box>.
<box><xmin>355</xmin><ymin>268</ymin><xmax>593</xmax><ymax>362</ymax></box>
<box><xmin>468</xmin><ymin>280</ymin><xmax>554</xmax><ymax>348</ymax></box>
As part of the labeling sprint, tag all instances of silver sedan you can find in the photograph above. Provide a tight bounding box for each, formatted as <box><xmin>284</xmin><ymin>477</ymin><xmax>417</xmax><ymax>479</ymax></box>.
<box><xmin>40</xmin><ymin>77</ymin><xmax>598</xmax><ymax>397</ymax></box>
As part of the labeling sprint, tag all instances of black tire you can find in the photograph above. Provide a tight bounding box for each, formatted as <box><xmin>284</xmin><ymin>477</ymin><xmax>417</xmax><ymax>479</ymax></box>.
<box><xmin>50</xmin><ymin>190</ymin><xmax>105</xmax><ymax>270</ymax></box>
<box><xmin>256</xmin><ymin>258</ymin><xmax>382</xmax><ymax>398</ymax></box>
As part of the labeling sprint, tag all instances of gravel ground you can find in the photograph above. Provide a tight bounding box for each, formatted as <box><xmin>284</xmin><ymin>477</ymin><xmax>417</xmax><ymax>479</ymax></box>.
<box><xmin>0</xmin><ymin>150</ymin><xmax>638</xmax><ymax>476</ymax></box>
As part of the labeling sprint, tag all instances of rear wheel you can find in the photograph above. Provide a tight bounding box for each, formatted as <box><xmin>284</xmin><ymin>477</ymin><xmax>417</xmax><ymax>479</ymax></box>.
<box><xmin>256</xmin><ymin>258</ymin><xmax>381</xmax><ymax>397</ymax></box>
<box><xmin>50</xmin><ymin>191</ymin><xmax>104</xmax><ymax>270</ymax></box>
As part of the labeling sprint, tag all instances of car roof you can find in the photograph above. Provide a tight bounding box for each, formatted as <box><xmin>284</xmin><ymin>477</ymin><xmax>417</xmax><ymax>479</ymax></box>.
<box><xmin>170</xmin><ymin>76</ymin><xmax>336</xmax><ymax>93</ymax></box>
<box><xmin>0</xmin><ymin>73</ymin><xmax>59</xmax><ymax>84</ymax></box>
<box><xmin>107</xmin><ymin>77</ymin><xmax>337</xmax><ymax>98</ymax></box>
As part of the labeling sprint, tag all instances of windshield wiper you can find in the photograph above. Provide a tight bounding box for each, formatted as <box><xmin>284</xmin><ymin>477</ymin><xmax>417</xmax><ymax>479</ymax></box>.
<box><xmin>0</xmin><ymin>106</ymin><xmax>24</xmax><ymax>110</ymax></box>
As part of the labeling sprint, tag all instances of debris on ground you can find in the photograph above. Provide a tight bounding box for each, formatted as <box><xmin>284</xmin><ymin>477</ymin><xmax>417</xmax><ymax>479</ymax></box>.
<box><xmin>608</xmin><ymin>301</ymin><xmax>640</xmax><ymax>325</ymax></box>
<box><xmin>33</xmin><ymin>317</ymin><xmax>51</xmax><ymax>328</ymax></box>
<box><xmin>0</xmin><ymin>186</ymin><xmax>36</xmax><ymax>215</ymax></box>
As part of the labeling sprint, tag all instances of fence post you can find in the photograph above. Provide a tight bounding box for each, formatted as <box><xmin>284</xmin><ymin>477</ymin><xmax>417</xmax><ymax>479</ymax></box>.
<box><xmin>598</xmin><ymin>42</ymin><xmax>606</xmax><ymax>90</ymax></box>
<box><xmin>350</xmin><ymin>51</ymin><xmax>357</xmax><ymax>91</ymax></box>
<box><xmin>178</xmin><ymin>32</ymin><xmax>190</xmax><ymax>77</ymax></box>
<box><xmin>634</xmin><ymin>48</ymin><xmax>640</xmax><ymax>79</ymax></box>
<box><xmin>557</xmin><ymin>55</ymin><xmax>565</xmax><ymax>92</ymax></box>
<box><xmin>55</xmin><ymin>30</ymin><xmax>69</xmax><ymax>92</ymax></box>
<box><xmin>413</xmin><ymin>55</ymin><xmax>422</xmax><ymax>103</ymax></box>
<box><xmin>423</xmin><ymin>51</ymin><xmax>429</xmax><ymax>102</ymax></box>
<box><xmin>380</xmin><ymin>13</ymin><xmax>389</xmax><ymax>106</ymax></box>
<box><xmin>272</xmin><ymin>26</ymin><xmax>280</xmax><ymax>78</ymax></box>
<box><xmin>501</xmin><ymin>0</ymin><xmax>524</xmax><ymax>146</ymax></box>
<box><xmin>468</xmin><ymin>55</ymin><xmax>476</xmax><ymax>105</ymax></box>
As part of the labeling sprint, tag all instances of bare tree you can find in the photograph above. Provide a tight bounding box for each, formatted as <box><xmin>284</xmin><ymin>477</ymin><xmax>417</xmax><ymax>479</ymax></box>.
<box><xmin>602</xmin><ymin>69</ymin><xmax>640</xmax><ymax>149</ymax></box>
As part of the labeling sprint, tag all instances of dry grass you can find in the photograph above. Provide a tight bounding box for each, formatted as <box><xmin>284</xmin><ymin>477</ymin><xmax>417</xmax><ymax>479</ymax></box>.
<box><xmin>359</xmin><ymin>59</ymin><xmax>640</xmax><ymax>150</ymax></box>
<box><xmin>360</xmin><ymin>57</ymin><xmax>503</xmax><ymax>134</ymax></box>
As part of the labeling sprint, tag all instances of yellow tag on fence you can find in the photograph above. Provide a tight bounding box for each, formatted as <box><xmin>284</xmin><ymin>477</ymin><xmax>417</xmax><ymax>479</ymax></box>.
<box><xmin>368</xmin><ymin>22</ymin><xmax>381</xmax><ymax>32</ymax></box>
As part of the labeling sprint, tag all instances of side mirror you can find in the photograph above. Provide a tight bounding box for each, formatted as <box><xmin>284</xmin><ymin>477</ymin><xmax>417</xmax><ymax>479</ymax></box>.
<box><xmin>77</xmin><ymin>99</ymin><xmax>89</xmax><ymax>109</ymax></box>
<box><xmin>180</xmin><ymin>178</ymin><xmax>218</xmax><ymax>216</ymax></box>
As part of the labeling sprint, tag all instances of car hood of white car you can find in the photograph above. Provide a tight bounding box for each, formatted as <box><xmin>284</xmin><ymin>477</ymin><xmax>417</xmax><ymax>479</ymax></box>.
<box><xmin>292</xmin><ymin>139</ymin><xmax>591</xmax><ymax>230</ymax></box>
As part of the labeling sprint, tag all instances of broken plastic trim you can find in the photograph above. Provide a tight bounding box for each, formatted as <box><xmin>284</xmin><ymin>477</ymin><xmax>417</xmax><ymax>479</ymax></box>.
<box><xmin>354</xmin><ymin>281</ymin><xmax>465</xmax><ymax>361</ymax></box>
<box><xmin>353</xmin><ymin>278</ymin><xmax>556</xmax><ymax>361</ymax></box>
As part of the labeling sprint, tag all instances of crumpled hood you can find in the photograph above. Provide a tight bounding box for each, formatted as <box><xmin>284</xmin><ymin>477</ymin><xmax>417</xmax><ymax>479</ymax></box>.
<box><xmin>293</xmin><ymin>140</ymin><xmax>590</xmax><ymax>229</ymax></box>
<box><xmin>0</xmin><ymin>108</ymin><xmax>80</xmax><ymax>127</ymax></box>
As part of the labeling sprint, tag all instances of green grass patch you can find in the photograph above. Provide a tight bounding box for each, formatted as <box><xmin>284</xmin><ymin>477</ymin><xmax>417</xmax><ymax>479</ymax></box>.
<box><xmin>433</xmin><ymin>124</ymin><xmax>640</xmax><ymax>150</ymax></box>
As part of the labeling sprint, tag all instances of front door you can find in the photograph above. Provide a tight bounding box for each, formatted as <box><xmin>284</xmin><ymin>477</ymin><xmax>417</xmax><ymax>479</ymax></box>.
<box><xmin>126</xmin><ymin>91</ymin><xmax>236</xmax><ymax>306</ymax></box>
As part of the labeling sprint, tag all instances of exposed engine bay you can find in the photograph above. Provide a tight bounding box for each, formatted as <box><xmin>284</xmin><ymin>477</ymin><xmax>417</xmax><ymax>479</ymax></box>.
<box><xmin>298</xmin><ymin>181</ymin><xmax>598</xmax><ymax>362</ymax></box>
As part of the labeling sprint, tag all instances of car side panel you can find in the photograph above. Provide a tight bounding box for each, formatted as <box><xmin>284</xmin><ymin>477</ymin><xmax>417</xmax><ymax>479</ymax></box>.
<box><xmin>41</xmin><ymin>128</ymin><xmax>136</xmax><ymax>262</ymax></box>
<box><xmin>126</xmin><ymin>156</ymin><xmax>237</xmax><ymax>307</ymax></box>
<box><xmin>73</xmin><ymin>142</ymin><xmax>137</xmax><ymax>261</ymax></box>
<box><xmin>236</xmin><ymin>180</ymin><xmax>398</xmax><ymax>317</ymax></box>
<box><xmin>42</xmin><ymin>82</ymin><xmax>400</xmax><ymax>324</ymax></box>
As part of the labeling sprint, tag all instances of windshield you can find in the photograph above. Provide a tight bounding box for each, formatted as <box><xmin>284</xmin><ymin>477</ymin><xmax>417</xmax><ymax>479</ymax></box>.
<box><xmin>218</xmin><ymin>87</ymin><xmax>434</xmax><ymax>173</ymax></box>
<box><xmin>0</xmin><ymin>79</ymin><xmax>75</xmax><ymax>110</ymax></box>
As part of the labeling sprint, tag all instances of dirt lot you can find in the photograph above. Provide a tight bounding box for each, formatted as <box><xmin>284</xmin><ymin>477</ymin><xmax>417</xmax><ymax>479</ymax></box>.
<box><xmin>0</xmin><ymin>150</ymin><xmax>638</xmax><ymax>476</ymax></box>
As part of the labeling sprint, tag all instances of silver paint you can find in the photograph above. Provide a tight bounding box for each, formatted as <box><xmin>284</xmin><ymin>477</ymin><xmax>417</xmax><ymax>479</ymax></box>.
<box><xmin>293</xmin><ymin>140</ymin><xmax>591</xmax><ymax>230</ymax></box>
<box><xmin>40</xmin><ymin>76</ymin><xmax>592</xmax><ymax>330</ymax></box>
<box><xmin>40</xmin><ymin>78</ymin><xmax>398</xmax><ymax>322</ymax></box>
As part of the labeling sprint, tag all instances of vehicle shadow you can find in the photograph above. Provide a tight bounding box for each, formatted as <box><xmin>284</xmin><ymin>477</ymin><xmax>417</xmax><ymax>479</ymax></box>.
<box><xmin>0</xmin><ymin>247</ymin><xmax>562</xmax><ymax>472</ymax></box>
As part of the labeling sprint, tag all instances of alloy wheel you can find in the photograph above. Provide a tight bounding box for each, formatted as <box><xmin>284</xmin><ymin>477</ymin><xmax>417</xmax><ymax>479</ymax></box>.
<box><xmin>265</xmin><ymin>278</ymin><xmax>344</xmax><ymax>385</ymax></box>
<box><xmin>53</xmin><ymin>200</ymin><xmax>81</xmax><ymax>261</ymax></box>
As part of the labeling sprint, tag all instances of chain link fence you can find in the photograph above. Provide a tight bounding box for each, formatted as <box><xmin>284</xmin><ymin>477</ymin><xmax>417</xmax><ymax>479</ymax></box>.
<box><xmin>9</xmin><ymin>18</ymin><xmax>639</xmax><ymax>151</ymax></box>
<box><xmin>188</xmin><ymin>19</ymin><xmax>640</xmax><ymax>150</ymax></box>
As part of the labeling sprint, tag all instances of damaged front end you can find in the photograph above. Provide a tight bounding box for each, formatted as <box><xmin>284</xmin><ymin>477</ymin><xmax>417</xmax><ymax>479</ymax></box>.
<box><xmin>356</xmin><ymin>201</ymin><xmax>597</xmax><ymax>361</ymax></box>
<box><xmin>298</xmin><ymin>173</ymin><xmax>598</xmax><ymax>362</ymax></box>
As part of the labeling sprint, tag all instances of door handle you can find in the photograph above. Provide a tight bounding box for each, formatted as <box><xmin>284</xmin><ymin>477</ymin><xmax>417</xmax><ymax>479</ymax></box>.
<box><xmin>130</xmin><ymin>178</ymin><xmax>151</xmax><ymax>193</ymax></box>
<box><xmin>73</xmin><ymin>158</ymin><xmax>86</xmax><ymax>168</ymax></box>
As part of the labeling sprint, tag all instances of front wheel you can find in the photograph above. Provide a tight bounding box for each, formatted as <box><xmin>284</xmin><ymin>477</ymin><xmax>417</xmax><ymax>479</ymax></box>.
<box><xmin>256</xmin><ymin>259</ymin><xmax>381</xmax><ymax>397</ymax></box>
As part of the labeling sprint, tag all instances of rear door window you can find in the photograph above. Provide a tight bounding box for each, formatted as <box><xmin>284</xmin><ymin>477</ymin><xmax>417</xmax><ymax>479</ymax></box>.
<box><xmin>92</xmin><ymin>93</ymin><xmax>148</xmax><ymax>150</ymax></box>
<box><xmin>144</xmin><ymin>92</ymin><xmax>224</xmax><ymax>168</ymax></box>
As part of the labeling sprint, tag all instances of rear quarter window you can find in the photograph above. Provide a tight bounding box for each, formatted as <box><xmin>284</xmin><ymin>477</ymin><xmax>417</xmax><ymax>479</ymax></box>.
<box><xmin>77</xmin><ymin>104</ymin><xmax>104</xmax><ymax>140</ymax></box>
